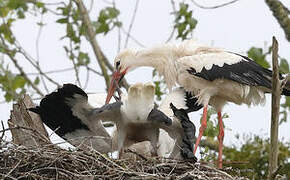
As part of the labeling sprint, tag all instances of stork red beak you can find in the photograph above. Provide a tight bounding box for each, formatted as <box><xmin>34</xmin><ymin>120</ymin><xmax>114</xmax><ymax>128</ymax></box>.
<box><xmin>105</xmin><ymin>68</ymin><xmax>128</xmax><ymax>104</ymax></box>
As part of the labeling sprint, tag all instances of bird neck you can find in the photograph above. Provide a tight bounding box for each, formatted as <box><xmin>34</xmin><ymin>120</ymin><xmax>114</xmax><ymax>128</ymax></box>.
<box><xmin>132</xmin><ymin>48</ymin><xmax>179</xmax><ymax>90</ymax></box>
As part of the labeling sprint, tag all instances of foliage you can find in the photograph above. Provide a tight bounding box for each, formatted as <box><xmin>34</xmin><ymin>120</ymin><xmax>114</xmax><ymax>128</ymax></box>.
<box><xmin>247</xmin><ymin>46</ymin><xmax>290</xmax><ymax>123</ymax></box>
<box><xmin>222</xmin><ymin>135</ymin><xmax>290</xmax><ymax>179</ymax></box>
<box><xmin>173</xmin><ymin>2</ymin><xmax>197</xmax><ymax>40</ymax></box>
<box><xmin>0</xmin><ymin>60</ymin><xmax>27</xmax><ymax>101</ymax></box>
<box><xmin>93</xmin><ymin>7</ymin><xmax>122</xmax><ymax>35</ymax></box>
<box><xmin>152</xmin><ymin>69</ymin><xmax>166</xmax><ymax>101</ymax></box>
<box><xmin>0</xmin><ymin>0</ymin><xmax>44</xmax><ymax>102</ymax></box>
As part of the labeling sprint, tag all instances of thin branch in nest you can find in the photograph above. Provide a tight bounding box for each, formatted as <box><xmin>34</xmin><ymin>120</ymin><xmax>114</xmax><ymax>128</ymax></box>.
<box><xmin>0</xmin><ymin>121</ymin><xmax>5</xmax><ymax>141</ymax></box>
<box><xmin>124</xmin><ymin>148</ymin><xmax>148</xmax><ymax>161</ymax></box>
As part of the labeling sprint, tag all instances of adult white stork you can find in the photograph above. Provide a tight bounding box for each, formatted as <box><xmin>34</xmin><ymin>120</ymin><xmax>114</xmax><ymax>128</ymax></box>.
<box><xmin>105</xmin><ymin>40</ymin><xmax>290</xmax><ymax>168</ymax></box>
<box><xmin>30</xmin><ymin>83</ymin><xmax>201</xmax><ymax>160</ymax></box>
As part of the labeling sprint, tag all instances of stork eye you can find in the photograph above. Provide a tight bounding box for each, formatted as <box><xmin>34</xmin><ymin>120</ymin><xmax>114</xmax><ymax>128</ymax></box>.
<box><xmin>116</xmin><ymin>61</ymin><xmax>120</xmax><ymax>69</ymax></box>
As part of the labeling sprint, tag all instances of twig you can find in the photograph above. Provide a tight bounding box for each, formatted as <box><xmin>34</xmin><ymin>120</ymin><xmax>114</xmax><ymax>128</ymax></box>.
<box><xmin>14</xmin><ymin>39</ymin><xmax>60</xmax><ymax>87</ymax></box>
<box><xmin>165</xmin><ymin>0</ymin><xmax>177</xmax><ymax>43</ymax></box>
<box><xmin>73</xmin><ymin>0</ymin><xmax>111</xmax><ymax>89</ymax></box>
<box><xmin>84</xmin><ymin>67</ymin><xmax>90</xmax><ymax>89</ymax></box>
<box><xmin>3</xmin><ymin>160</ymin><xmax>22</xmax><ymax>179</ymax></box>
<box><xmin>35</xmin><ymin>14</ymin><xmax>49</xmax><ymax>93</ymax></box>
<box><xmin>87</xmin><ymin>66</ymin><xmax>103</xmax><ymax>76</ymax></box>
<box><xmin>191</xmin><ymin>0</ymin><xmax>240</xmax><ymax>9</ymax></box>
<box><xmin>26</xmin><ymin>67</ymin><xmax>76</xmax><ymax>75</ymax></box>
<box><xmin>125</xmin><ymin>148</ymin><xmax>148</xmax><ymax>161</ymax></box>
<box><xmin>0</xmin><ymin>121</ymin><xmax>5</xmax><ymax>141</ymax></box>
<box><xmin>121</xmin><ymin>27</ymin><xmax>145</xmax><ymax>48</ymax></box>
<box><xmin>269</xmin><ymin>36</ymin><xmax>280</xmax><ymax>179</ymax></box>
<box><xmin>0</xmin><ymin>35</ymin><xmax>44</xmax><ymax>96</ymax></box>
<box><xmin>113</xmin><ymin>0</ymin><xmax>121</xmax><ymax>53</ymax></box>
<box><xmin>124</xmin><ymin>0</ymin><xmax>140</xmax><ymax>48</ymax></box>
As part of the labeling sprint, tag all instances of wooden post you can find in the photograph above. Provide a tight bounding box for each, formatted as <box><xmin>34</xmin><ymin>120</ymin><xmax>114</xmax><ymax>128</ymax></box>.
<box><xmin>269</xmin><ymin>36</ymin><xmax>280</xmax><ymax>179</ymax></box>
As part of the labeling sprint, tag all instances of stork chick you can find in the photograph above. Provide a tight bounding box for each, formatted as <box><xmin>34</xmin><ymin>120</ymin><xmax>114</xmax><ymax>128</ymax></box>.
<box><xmin>30</xmin><ymin>83</ymin><xmax>171</xmax><ymax>155</ymax></box>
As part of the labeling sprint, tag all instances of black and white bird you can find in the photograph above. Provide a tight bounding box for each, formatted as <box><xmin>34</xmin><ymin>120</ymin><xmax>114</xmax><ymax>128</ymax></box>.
<box><xmin>30</xmin><ymin>83</ymin><xmax>201</xmax><ymax>159</ymax></box>
<box><xmin>105</xmin><ymin>40</ymin><xmax>290</xmax><ymax>168</ymax></box>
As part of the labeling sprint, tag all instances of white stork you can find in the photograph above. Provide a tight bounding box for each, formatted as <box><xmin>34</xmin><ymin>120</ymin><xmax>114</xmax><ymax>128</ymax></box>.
<box><xmin>30</xmin><ymin>83</ymin><xmax>201</xmax><ymax>160</ymax></box>
<box><xmin>105</xmin><ymin>40</ymin><xmax>290</xmax><ymax>168</ymax></box>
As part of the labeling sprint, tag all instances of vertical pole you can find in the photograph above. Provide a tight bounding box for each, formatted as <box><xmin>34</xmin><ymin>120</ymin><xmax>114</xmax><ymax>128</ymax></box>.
<box><xmin>269</xmin><ymin>36</ymin><xmax>280</xmax><ymax>179</ymax></box>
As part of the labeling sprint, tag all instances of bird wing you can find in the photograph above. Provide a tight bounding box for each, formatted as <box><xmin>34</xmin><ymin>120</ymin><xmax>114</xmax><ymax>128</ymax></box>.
<box><xmin>177</xmin><ymin>52</ymin><xmax>273</xmax><ymax>88</ymax></box>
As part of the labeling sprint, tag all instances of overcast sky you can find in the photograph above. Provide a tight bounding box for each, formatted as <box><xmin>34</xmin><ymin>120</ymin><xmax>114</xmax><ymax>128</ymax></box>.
<box><xmin>1</xmin><ymin>0</ymin><xmax>290</xmax><ymax>148</ymax></box>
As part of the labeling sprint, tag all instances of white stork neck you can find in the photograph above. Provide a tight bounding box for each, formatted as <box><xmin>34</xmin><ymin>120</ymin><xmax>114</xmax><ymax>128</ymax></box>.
<box><xmin>131</xmin><ymin>46</ymin><xmax>180</xmax><ymax>90</ymax></box>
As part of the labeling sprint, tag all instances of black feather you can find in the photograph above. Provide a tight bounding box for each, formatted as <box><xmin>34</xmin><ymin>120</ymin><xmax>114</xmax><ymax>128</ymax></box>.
<box><xmin>29</xmin><ymin>84</ymin><xmax>89</xmax><ymax>138</ymax></box>
<box><xmin>184</xmin><ymin>91</ymin><xmax>203</xmax><ymax>112</ymax></box>
<box><xmin>170</xmin><ymin>103</ymin><xmax>197</xmax><ymax>162</ymax></box>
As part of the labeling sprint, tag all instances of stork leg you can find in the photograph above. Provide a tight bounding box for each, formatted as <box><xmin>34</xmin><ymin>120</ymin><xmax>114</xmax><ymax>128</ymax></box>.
<box><xmin>217</xmin><ymin>111</ymin><xmax>224</xmax><ymax>169</ymax></box>
<box><xmin>193</xmin><ymin>105</ymin><xmax>208</xmax><ymax>154</ymax></box>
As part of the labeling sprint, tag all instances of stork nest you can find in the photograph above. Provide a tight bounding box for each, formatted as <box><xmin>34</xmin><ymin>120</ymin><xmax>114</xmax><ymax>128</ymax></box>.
<box><xmin>0</xmin><ymin>142</ymin><xmax>249</xmax><ymax>180</ymax></box>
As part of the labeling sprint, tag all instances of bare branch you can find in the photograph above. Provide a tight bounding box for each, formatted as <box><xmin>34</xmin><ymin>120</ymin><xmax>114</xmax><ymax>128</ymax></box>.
<box><xmin>26</xmin><ymin>67</ymin><xmax>76</xmax><ymax>75</ymax></box>
<box><xmin>124</xmin><ymin>0</ymin><xmax>140</xmax><ymax>48</ymax></box>
<box><xmin>84</xmin><ymin>67</ymin><xmax>90</xmax><ymax>89</ymax></box>
<box><xmin>191</xmin><ymin>0</ymin><xmax>240</xmax><ymax>9</ymax></box>
<box><xmin>268</xmin><ymin>36</ymin><xmax>280</xmax><ymax>179</ymax></box>
<box><xmin>0</xmin><ymin>36</ymin><xmax>44</xmax><ymax>96</ymax></box>
<box><xmin>35</xmin><ymin>14</ymin><xmax>49</xmax><ymax>93</ymax></box>
<box><xmin>113</xmin><ymin>0</ymin><xmax>122</xmax><ymax>53</ymax></box>
<box><xmin>121</xmin><ymin>27</ymin><xmax>145</xmax><ymax>48</ymax></box>
<box><xmin>73</xmin><ymin>0</ymin><xmax>111</xmax><ymax>89</ymax></box>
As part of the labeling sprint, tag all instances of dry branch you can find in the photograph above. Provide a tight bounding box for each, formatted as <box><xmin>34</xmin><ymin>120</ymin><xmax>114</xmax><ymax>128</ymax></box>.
<box><xmin>268</xmin><ymin>36</ymin><xmax>280</xmax><ymax>179</ymax></box>
<box><xmin>73</xmin><ymin>0</ymin><xmax>111</xmax><ymax>89</ymax></box>
<box><xmin>0</xmin><ymin>143</ymin><xmax>245</xmax><ymax>180</ymax></box>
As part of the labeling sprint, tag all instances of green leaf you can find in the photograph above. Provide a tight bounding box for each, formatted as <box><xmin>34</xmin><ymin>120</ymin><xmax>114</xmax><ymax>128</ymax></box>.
<box><xmin>77</xmin><ymin>52</ymin><xmax>90</xmax><ymax>66</ymax></box>
<box><xmin>95</xmin><ymin>22</ymin><xmax>109</xmax><ymax>34</ymax></box>
<box><xmin>247</xmin><ymin>47</ymin><xmax>270</xmax><ymax>68</ymax></box>
<box><xmin>4</xmin><ymin>92</ymin><xmax>12</xmax><ymax>102</ymax></box>
<box><xmin>34</xmin><ymin>77</ymin><xmax>40</xmax><ymax>85</ymax></box>
<box><xmin>107</xmin><ymin>7</ymin><xmax>120</xmax><ymax>18</ymax></box>
<box><xmin>56</xmin><ymin>18</ymin><xmax>68</xmax><ymax>24</ymax></box>
<box><xmin>174</xmin><ymin>3</ymin><xmax>197</xmax><ymax>40</ymax></box>
<box><xmin>12</xmin><ymin>75</ymin><xmax>26</xmax><ymax>90</ymax></box>
<box><xmin>0</xmin><ymin>7</ymin><xmax>10</xmax><ymax>17</ymax></box>
<box><xmin>279</xmin><ymin>58</ymin><xmax>289</xmax><ymax>74</ymax></box>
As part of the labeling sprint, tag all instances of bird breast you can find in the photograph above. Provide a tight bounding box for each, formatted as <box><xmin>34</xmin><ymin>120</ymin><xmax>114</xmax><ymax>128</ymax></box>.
<box><xmin>120</xmin><ymin>83</ymin><xmax>155</xmax><ymax>123</ymax></box>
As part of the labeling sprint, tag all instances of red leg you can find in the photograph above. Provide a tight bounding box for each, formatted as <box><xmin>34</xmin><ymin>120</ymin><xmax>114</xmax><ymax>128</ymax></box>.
<box><xmin>217</xmin><ymin>111</ymin><xmax>224</xmax><ymax>169</ymax></box>
<box><xmin>193</xmin><ymin>105</ymin><xmax>208</xmax><ymax>154</ymax></box>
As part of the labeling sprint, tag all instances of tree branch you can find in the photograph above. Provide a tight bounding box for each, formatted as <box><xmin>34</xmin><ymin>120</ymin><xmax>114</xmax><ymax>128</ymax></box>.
<box><xmin>268</xmin><ymin>36</ymin><xmax>280</xmax><ymax>179</ymax></box>
<box><xmin>265</xmin><ymin>0</ymin><xmax>290</xmax><ymax>42</ymax></box>
<box><xmin>73</xmin><ymin>0</ymin><xmax>111</xmax><ymax>89</ymax></box>
<box><xmin>0</xmin><ymin>37</ymin><xmax>44</xmax><ymax>97</ymax></box>
<box><xmin>124</xmin><ymin>0</ymin><xmax>140</xmax><ymax>48</ymax></box>
<box><xmin>74</xmin><ymin>0</ymin><xmax>129</xmax><ymax>90</ymax></box>
<box><xmin>191</xmin><ymin>0</ymin><xmax>240</xmax><ymax>9</ymax></box>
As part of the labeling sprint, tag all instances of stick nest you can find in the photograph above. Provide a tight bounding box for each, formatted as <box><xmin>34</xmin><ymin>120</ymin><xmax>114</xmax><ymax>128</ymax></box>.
<box><xmin>0</xmin><ymin>142</ymin><xmax>247</xmax><ymax>180</ymax></box>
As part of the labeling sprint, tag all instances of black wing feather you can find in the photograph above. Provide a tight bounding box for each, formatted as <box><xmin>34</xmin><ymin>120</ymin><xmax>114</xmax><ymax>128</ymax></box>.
<box><xmin>187</xmin><ymin>53</ymin><xmax>273</xmax><ymax>89</ymax></box>
<box><xmin>29</xmin><ymin>84</ymin><xmax>89</xmax><ymax>138</ymax></box>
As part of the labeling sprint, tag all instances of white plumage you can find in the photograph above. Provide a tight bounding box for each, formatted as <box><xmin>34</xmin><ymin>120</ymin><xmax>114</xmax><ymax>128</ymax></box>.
<box><xmin>106</xmin><ymin>39</ymin><xmax>290</xmax><ymax>168</ymax></box>
<box><xmin>31</xmin><ymin>83</ymin><xmax>197</xmax><ymax>160</ymax></box>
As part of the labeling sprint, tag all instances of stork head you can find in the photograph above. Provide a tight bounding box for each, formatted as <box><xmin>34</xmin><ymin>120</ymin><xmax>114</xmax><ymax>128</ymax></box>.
<box><xmin>105</xmin><ymin>49</ymin><xmax>137</xmax><ymax>104</ymax></box>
